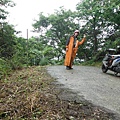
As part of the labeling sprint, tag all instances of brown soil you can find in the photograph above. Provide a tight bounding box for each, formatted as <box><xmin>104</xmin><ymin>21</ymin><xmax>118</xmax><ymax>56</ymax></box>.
<box><xmin>0</xmin><ymin>66</ymin><xmax>118</xmax><ymax>120</ymax></box>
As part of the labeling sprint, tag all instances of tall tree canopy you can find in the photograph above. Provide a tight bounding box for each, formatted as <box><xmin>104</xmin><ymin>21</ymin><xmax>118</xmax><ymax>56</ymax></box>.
<box><xmin>75</xmin><ymin>0</ymin><xmax>120</xmax><ymax>58</ymax></box>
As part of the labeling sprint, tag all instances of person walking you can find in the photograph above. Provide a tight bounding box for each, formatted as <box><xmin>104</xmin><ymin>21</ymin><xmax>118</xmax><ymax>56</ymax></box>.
<box><xmin>64</xmin><ymin>30</ymin><xmax>86</xmax><ymax>70</ymax></box>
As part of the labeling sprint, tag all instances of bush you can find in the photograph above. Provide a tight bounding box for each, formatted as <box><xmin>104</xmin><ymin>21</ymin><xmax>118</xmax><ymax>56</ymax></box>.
<box><xmin>0</xmin><ymin>58</ymin><xmax>11</xmax><ymax>79</ymax></box>
<box><xmin>39</xmin><ymin>58</ymin><xmax>49</xmax><ymax>66</ymax></box>
<box><xmin>9</xmin><ymin>57</ymin><xmax>24</xmax><ymax>70</ymax></box>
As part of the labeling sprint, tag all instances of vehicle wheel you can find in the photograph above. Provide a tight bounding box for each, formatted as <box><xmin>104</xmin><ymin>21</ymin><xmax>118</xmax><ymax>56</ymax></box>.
<box><xmin>102</xmin><ymin>64</ymin><xmax>108</xmax><ymax>73</ymax></box>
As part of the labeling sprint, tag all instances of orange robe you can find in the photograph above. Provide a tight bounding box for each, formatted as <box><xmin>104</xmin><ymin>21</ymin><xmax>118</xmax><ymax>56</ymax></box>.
<box><xmin>64</xmin><ymin>36</ymin><xmax>86</xmax><ymax>67</ymax></box>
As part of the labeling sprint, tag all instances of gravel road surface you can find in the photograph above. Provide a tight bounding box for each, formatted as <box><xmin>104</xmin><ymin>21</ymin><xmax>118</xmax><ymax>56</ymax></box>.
<box><xmin>47</xmin><ymin>65</ymin><xmax>120</xmax><ymax>116</ymax></box>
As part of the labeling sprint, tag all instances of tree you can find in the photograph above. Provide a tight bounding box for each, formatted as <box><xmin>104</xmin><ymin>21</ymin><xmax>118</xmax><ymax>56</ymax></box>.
<box><xmin>0</xmin><ymin>0</ymin><xmax>15</xmax><ymax>20</ymax></box>
<box><xmin>76</xmin><ymin>0</ymin><xmax>107</xmax><ymax>55</ymax></box>
<box><xmin>75</xmin><ymin>0</ymin><xmax>120</xmax><ymax>60</ymax></box>
<box><xmin>0</xmin><ymin>0</ymin><xmax>16</xmax><ymax>59</ymax></box>
<box><xmin>0</xmin><ymin>23</ymin><xmax>16</xmax><ymax>59</ymax></box>
<box><xmin>24</xmin><ymin>37</ymin><xmax>55</xmax><ymax>65</ymax></box>
<box><xmin>102</xmin><ymin>0</ymin><xmax>120</xmax><ymax>49</ymax></box>
<box><xmin>32</xmin><ymin>12</ymin><xmax>50</xmax><ymax>35</ymax></box>
<box><xmin>103</xmin><ymin>0</ymin><xmax>120</xmax><ymax>27</ymax></box>
<box><xmin>33</xmin><ymin>7</ymin><xmax>78</xmax><ymax>61</ymax></box>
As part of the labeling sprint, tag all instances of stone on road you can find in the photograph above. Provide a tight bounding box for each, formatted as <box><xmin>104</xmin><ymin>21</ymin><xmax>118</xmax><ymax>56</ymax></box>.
<box><xmin>47</xmin><ymin>65</ymin><xmax>120</xmax><ymax>115</ymax></box>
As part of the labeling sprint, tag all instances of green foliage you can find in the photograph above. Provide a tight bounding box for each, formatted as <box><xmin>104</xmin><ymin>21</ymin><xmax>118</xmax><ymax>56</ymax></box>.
<box><xmin>103</xmin><ymin>0</ymin><xmax>120</xmax><ymax>26</ymax></box>
<box><xmin>31</xmin><ymin>1</ymin><xmax>120</xmax><ymax>65</ymax></box>
<box><xmin>1</xmin><ymin>0</ymin><xmax>120</xmax><ymax>79</ymax></box>
<box><xmin>9</xmin><ymin>53</ymin><xmax>26</xmax><ymax>70</ymax></box>
<box><xmin>32</xmin><ymin>7</ymin><xmax>78</xmax><ymax>62</ymax></box>
<box><xmin>26</xmin><ymin>37</ymin><xmax>56</xmax><ymax>66</ymax></box>
<box><xmin>0</xmin><ymin>0</ymin><xmax>15</xmax><ymax>20</ymax></box>
<box><xmin>0</xmin><ymin>23</ymin><xmax>16</xmax><ymax>59</ymax></box>
<box><xmin>76</xmin><ymin>0</ymin><xmax>120</xmax><ymax>60</ymax></box>
<box><xmin>39</xmin><ymin>57</ymin><xmax>49</xmax><ymax>66</ymax></box>
<box><xmin>32</xmin><ymin>12</ymin><xmax>49</xmax><ymax>35</ymax></box>
<box><xmin>0</xmin><ymin>58</ymin><xmax>11</xmax><ymax>79</ymax></box>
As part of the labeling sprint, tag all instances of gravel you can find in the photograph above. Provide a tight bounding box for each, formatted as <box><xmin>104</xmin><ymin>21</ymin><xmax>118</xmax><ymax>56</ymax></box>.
<box><xmin>47</xmin><ymin>65</ymin><xmax>120</xmax><ymax>118</ymax></box>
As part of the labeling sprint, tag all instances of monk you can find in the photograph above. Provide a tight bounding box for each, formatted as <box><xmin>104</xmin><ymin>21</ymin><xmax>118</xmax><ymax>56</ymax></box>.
<box><xmin>64</xmin><ymin>30</ymin><xmax>86</xmax><ymax>70</ymax></box>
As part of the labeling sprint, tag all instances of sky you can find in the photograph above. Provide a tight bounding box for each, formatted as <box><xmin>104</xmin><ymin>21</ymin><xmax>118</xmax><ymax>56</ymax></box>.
<box><xmin>7</xmin><ymin>0</ymin><xmax>81</xmax><ymax>38</ymax></box>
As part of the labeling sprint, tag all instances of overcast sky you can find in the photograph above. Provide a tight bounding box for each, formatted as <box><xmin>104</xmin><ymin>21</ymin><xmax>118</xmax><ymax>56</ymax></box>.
<box><xmin>7</xmin><ymin>0</ymin><xmax>80</xmax><ymax>38</ymax></box>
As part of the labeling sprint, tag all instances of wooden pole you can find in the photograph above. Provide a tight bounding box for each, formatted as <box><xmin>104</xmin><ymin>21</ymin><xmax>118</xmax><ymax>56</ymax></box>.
<box><xmin>27</xmin><ymin>29</ymin><xmax>29</xmax><ymax>65</ymax></box>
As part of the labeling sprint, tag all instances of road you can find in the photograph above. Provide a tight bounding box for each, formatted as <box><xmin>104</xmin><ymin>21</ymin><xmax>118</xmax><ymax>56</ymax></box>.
<box><xmin>47</xmin><ymin>65</ymin><xmax>120</xmax><ymax>116</ymax></box>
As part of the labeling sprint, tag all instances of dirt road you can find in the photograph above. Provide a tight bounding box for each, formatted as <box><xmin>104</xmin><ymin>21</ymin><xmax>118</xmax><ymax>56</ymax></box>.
<box><xmin>47</xmin><ymin>65</ymin><xmax>120</xmax><ymax>116</ymax></box>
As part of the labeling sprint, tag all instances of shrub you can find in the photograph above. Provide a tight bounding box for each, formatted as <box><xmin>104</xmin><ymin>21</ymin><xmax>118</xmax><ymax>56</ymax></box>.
<box><xmin>0</xmin><ymin>58</ymin><xmax>11</xmax><ymax>79</ymax></box>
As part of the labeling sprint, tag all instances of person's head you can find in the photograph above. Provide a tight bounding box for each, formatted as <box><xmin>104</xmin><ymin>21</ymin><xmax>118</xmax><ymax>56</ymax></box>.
<box><xmin>74</xmin><ymin>30</ymin><xmax>79</xmax><ymax>37</ymax></box>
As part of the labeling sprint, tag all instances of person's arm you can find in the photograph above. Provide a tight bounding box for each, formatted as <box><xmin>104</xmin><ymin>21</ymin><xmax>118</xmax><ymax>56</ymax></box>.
<box><xmin>78</xmin><ymin>34</ymin><xmax>86</xmax><ymax>45</ymax></box>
